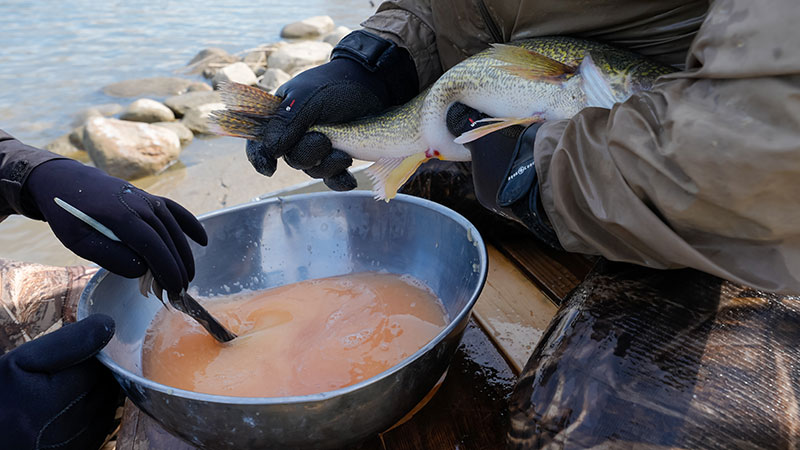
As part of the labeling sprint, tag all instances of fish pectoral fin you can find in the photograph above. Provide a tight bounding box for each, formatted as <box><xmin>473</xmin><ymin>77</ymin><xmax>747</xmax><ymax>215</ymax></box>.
<box><xmin>579</xmin><ymin>52</ymin><xmax>618</xmax><ymax>109</ymax></box>
<box><xmin>453</xmin><ymin>116</ymin><xmax>544</xmax><ymax>144</ymax></box>
<box><xmin>208</xmin><ymin>82</ymin><xmax>284</xmax><ymax>139</ymax></box>
<box><xmin>490</xmin><ymin>44</ymin><xmax>577</xmax><ymax>81</ymax></box>
<box><xmin>366</xmin><ymin>153</ymin><xmax>431</xmax><ymax>202</ymax></box>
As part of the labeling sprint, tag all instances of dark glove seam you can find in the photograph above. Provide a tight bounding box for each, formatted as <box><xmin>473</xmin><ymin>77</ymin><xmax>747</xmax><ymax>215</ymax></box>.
<box><xmin>35</xmin><ymin>391</ymin><xmax>91</xmax><ymax>450</ymax></box>
<box><xmin>115</xmin><ymin>185</ymin><xmax>144</xmax><ymax>221</ymax></box>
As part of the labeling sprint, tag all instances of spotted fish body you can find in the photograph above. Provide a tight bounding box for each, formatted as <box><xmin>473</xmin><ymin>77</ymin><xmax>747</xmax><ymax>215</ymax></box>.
<box><xmin>212</xmin><ymin>36</ymin><xmax>675</xmax><ymax>200</ymax></box>
<box><xmin>315</xmin><ymin>36</ymin><xmax>674</xmax><ymax>165</ymax></box>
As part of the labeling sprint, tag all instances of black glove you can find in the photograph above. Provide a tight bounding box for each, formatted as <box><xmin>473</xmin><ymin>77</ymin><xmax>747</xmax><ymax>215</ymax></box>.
<box><xmin>446</xmin><ymin>103</ymin><xmax>561</xmax><ymax>249</ymax></box>
<box><xmin>21</xmin><ymin>158</ymin><xmax>208</xmax><ymax>293</ymax></box>
<box><xmin>246</xmin><ymin>30</ymin><xmax>419</xmax><ymax>191</ymax></box>
<box><xmin>1</xmin><ymin>314</ymin><xmax>120</xmax><ymax>450</ymax></box>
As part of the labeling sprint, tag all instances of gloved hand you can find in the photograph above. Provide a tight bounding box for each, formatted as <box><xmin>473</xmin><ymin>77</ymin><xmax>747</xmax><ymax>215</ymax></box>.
<box><xmin>21</xmin><ymin>158</ymin><xmax>208</xmax><ymax>293</ymax></box>
<box><xmin>247</xmin><ymin>30</ymin><xmax>419</xmax><ymax>191</ymax></box>
<box><xmin>0</xmin><ymin>314</ymin><xmax>120</xmax><ymax>450</ymax></box>
<box><xmin>447</xmin><ymin>102</ymin><xmax>561</xmax><ymax>249</ymax></box>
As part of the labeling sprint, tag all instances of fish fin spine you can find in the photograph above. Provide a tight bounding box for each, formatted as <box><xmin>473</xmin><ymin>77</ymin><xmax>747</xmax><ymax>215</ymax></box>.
<box><xmin>366</xmin><ymin>153</ymin><xmax>431</xmax><ymax>201</ymax></box>
<box><xmin>490</xmin><ymin>44</ymin><xmax>577</xmax><ymax>81</ymax></box>
<box><xmin>453</xmin><ymin>116</ymin><xmax>544</xmax><ymax>144</ymax></box>
<box><xmin>217</xmin><ymin>82</ymin><xmax>282</xmax><ymax>117</ymax></box>
<box><xmin>579</xmin><ymin>52</ymin><xmax>618</xmax><ymax>109</ymax></box>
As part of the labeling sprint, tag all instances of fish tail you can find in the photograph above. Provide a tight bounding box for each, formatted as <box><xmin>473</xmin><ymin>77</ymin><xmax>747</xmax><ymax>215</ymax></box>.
<box><xmin>209</xmin><ymin>82</ymin><xmax>283</xmax><ymax>138</ymax></box>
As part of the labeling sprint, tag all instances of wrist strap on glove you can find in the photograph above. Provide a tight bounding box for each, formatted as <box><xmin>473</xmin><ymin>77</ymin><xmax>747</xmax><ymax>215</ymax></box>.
<box><xmin>332</xmin><ymin>30</ymin><xmax>419</xmax><ymax>105</ymax></box>
<box><xmin>497</xmin><ymin>123</ymin><xmax>562</xmax><ymax>250</ymax></box>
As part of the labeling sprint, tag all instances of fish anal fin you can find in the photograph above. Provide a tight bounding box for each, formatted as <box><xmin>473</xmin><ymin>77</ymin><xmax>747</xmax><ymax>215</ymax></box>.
<box><xmin>453</xmin><ymin>116</ymin><xmax>544</xmax><ymax>144</ymax></box>
<box><xmin>366</xmin><ymin>153</ymin><xmax>432</xmax><ymax>201</ymax></box>
<box><xmin>490</xmin><ymin>44</ymin><xmax>577</xmax><ymax>81</ymax></box>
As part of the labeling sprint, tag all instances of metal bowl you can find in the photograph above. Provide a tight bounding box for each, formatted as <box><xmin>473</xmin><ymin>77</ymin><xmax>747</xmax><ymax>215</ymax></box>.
<box><xmin>78</xmin><ymin>191</ymin><xmax>488</xmax><ymax>449</ymax></box>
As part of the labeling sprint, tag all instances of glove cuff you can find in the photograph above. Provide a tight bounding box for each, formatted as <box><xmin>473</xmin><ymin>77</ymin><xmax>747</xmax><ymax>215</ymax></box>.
<box><xmin>497</xmin><ymin>123</ymin><xmax>562</xmax><ymax>250</ymax></box>
<box><xmin>332</xmin><ymin>30</ymin><xmax>419</xmax><ymax>105</ymax></box>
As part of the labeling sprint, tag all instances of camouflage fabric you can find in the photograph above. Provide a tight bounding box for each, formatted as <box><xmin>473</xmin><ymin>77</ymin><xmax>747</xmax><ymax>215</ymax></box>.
<box><xmin>0</xmin><ymin>258</ymin><xmax>97</xmax><ymax>353</ymax></box>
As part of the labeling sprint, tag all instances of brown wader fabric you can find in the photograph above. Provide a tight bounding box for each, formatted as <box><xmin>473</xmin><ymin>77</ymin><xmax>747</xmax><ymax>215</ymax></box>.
<box><xmin>364</xmin><ymin>0</ymin><xmax>800</xmax><ymax>293</ymax></box>
<box><xmin>0</xmin><ymin>259</ymin><xmax>97</xmax><ymax>354</ymax></box>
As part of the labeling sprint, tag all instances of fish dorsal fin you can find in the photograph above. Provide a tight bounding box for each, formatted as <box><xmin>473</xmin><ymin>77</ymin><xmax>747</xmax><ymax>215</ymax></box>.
<box><xmin>491</xmin><ymin>44</ymin><xmax>577</xmax><ymax>82</ymax></box>
<box><xmin>580</xmin><ymin>52</ymin><xmax>618</xmax><ymax>109</ymax></box>
<box><xmin>366</xmin><ymin>153</ymin><xmax>431</xmax><ymax>201</ymax></box>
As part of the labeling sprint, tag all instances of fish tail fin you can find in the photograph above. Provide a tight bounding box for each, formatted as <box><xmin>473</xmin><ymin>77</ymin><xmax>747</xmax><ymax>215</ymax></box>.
<box><xmin>579</xmin><ymin>52</ymin><xmax>618</xmax><ymax>109</ymax></box>
<box><xmin>490</xmin><ymin>44</ymin><xmax>577</xmax><ymax>82</ymax></box>
<box><xmin>208</xmin><ymin>109</ymin><xmax>264</xmax><ymax>140</ymax></box>
<box><xmin>366</xmin><ymin>153</ymin><xmax>431</xmax><ymax>201</ymax></box>
<box><xmin>453</xmin><ymin>116</ymin><xmax>543</xmax><ymax>144</ymax></box>
<box><xmin>217</xmin><ymin>81</ymin><xmax>283</xmax><ymax>117</ymax></box>
<box><xmin>209</xmin><ymin>82</ymin><xmax>284</xmax><ymax>139</ymax></box>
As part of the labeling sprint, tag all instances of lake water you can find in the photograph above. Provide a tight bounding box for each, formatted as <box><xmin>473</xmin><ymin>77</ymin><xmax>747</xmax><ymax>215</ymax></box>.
<box><xmin>0</xmin><ymin>0</ymin><xmax>377</xmax><ymax>147</ymax></box>
<box><xmin>0</xmin><ymin>0</ymin><xmax>377</xmax><ymax>265</ymax></box>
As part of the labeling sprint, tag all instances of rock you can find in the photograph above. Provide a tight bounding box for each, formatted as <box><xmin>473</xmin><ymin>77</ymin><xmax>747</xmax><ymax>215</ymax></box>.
<box><xmin>280</xmin><ymin>16</ymin><xmax>335</xmax><ymax>38</ymax></box>
<box><xmin>211</xmin><ymin>62</ymin><xmax>257</xmax><ymax>88</ymax></box>
<box><xmin>243</xmin><ymin>50</ymin><xmax>268</xmax><ymax>73</ymax></box>
<box><xmin>267</xmin><ymin>41</ymin><xmax>332</xmax><ymax>74</ymax></box>
<box><xmin>152</xmin><ymin>121</ymin><xmax>194</xmax><ymax>147</ymax></box>
<box><xmin>186</xmin><ymin>48</ymin><xmax>240</xmax><ymax>79</ymax></box>
<box><xmin>164</xmin><ymin>91</ymin><xmax>222</xmax><ymax>118</ymax></box>
<box><xmin>257</xmin><ymin>68</ymin><xmax>291</xmax><ymax>92</ymax></box>
<box><xmin>120</xmin><ymin>98</ymin><xmax>175</xmax><ymax>123</ymax></box>
<box><xmin>181</xmin><ymin>102</ymin><xmax>225</xmax><ymax>135</ymax></box>
<box><xmin>44</xmin><ymin>134</ymin><xmax>88</xmax><ymax>161</ymax></box>
<box><xmin>103</xmin><ymin>77</ymin><xmax>210</xmax><ymax>98</ymax></box>
<box><xmin>322</xmin><ymin>26</ymin><xmax>352</xmax><ymax>46</ymax></box>
<box><xmin>83</xmin><ymin>117</ymin><xmax>181</xmax><ymax>179</ymax></box>
<box><xmin>71</xmin><ymin>103</ymin><xmax>123</xmax><ymax>127</ymax></box>
<box><xmin>68</xmin><ymin>126</ymin><xmax>86</xmax><ymax>149</ymax></box>
<box><xmin>187</xmin><ymin>83</ymin><xmax>212</xmax><ymax>92</ymax></box>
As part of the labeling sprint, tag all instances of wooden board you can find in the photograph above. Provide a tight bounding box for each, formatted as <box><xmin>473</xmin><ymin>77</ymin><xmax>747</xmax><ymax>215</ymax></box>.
<box><xmin>472</xmin><ymin>245</ymin><xmax>558</xmax><ymax>373</ymax></box>
<box><xmin>116</xmin><ymin>319</ymin><xmax>516</xmax><ymax>450</ymax></box>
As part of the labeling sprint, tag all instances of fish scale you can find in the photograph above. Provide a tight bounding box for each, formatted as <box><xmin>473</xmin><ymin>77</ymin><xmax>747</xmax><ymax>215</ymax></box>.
<box><xmin>211</xmin><ymin>36</ymin><xmax>676</xmax><ymax>200</ymax></box>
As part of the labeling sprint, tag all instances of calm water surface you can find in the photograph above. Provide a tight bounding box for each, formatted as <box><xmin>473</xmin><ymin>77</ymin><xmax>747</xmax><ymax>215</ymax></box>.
<box><xmin>0</xmin><ymin>0</ymin><xmax>376</xmax><ymax>146</ymax></box>
<box><xmin>0</xmin><ymin>0</ymin><xmax>377</xmax><ymax>265</ymax></box>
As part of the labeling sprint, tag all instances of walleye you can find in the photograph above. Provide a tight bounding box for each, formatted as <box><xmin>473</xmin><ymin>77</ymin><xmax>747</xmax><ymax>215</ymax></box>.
<box><xmin>210</xmin><ymin>36</ymin><xmax>675</xmax><ymax>201</ymax></box>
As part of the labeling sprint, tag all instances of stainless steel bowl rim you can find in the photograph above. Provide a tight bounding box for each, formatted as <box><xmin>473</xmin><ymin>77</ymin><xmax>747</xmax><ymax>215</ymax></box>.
<box><xmin>79</xmin><ymin>191</ymin><xmax>488</xmax><ymax>405</ymax></box>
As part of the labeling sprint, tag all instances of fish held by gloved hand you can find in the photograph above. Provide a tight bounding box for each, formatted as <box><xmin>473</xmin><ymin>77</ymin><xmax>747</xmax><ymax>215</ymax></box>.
<box><xmin>210</xmin><ymin>36</ymin><xmax>675</xmax><ymax>201</ymax></box>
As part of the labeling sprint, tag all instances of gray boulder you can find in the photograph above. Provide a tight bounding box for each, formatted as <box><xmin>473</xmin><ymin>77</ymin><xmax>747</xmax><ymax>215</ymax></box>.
<box><xmin>181</xmin><ymin>102</ymin><xmax>225</xmax><ymax>135</ymax></box>
<box><xmin>71</xmin><ymin>103</ymin><xmax>123</xmax><ymax>127</ymax></box>
<box><xmin>152</xmin><ymin>121</ymin><xmax>194</xmax><ymax>147</ymax></box>
<box><xmin>164</xmin><ymin>91</ymin><xmax>222</xmax><ymax>118</ymax></box>
<box><xmin>280</xmin><ymin>16</ymin><xmax>335</xmax><ymax>38</ymax></box>
<box><xmin>186</xmin><ymin>48</ymin><xmax>240</xmax><ymax>79</ymax></box>
<box><xmin>243</xmin><ymin>50</ymin><xmax>268</xmax><ymax>73</ymax></box>
<box><xmin>322</xmin><ymin>26</ymin><xmax>352</xmax><ymax>46</ymax></box>
<box><xmin>44</xmin><ymin>134</ymin><xmax>88</xmax><ymax>161</ymax></box>
<box><xmin>187</xmin><ymin>83</ymin><xmax>212</xmax><ymax>93</ymax></box>
<box><xmin>211</xmin><ymin>62</ymin><xmax>257</xmax><ymax>88</ymax></box>
<box><xmin>103</xmin><ymin>77</ymin><xmax>210</xmax><ymax>98</ymax></box>
<box><xmin>257</xmin><ymin>68</ymin><xmax>291</xmax><ymax>93</ymax></box>
<box><xmin>120</xmin><ymin>99</ymin><xmax>175</xmax><ymax>123</ymax></box>
<box><xmin>84</xmin><ymin>117</ymin><xmax>181</xmax><ymax>179</ymax></box>
<box><xmin>267</xmin><ymin>41</ymin><xmax>332</xmax><ymax>74</ymax></box>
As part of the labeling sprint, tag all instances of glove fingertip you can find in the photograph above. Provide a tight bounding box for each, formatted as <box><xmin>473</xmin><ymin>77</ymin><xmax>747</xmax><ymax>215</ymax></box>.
<box><xmin>324</xmin><ymin>171</ymin><xmax>357</xmax><ymax>191</ymax></box>
<box><xmin>246</xmin><ymin>139</ymin><xmax>278</xmax><ymax>177</ymax></box>
<box><xmin>164</xmin><ymin>198</ymin><xmax>209</xmax><ymax>246</ymax></box>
